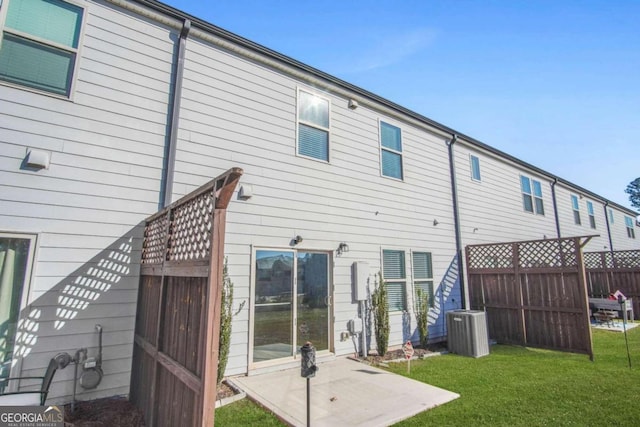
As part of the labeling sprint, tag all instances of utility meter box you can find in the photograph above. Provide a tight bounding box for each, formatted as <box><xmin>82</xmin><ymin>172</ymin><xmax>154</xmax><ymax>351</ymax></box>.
<box><xmin>348</xmin><ymin>318</ymin><xmax>363</xmax><ymax>334</ymax></box>
<box><xmin>352</xmin><ymin>261</ymin><xmax>369</xmax><ymax>301</ymax></box>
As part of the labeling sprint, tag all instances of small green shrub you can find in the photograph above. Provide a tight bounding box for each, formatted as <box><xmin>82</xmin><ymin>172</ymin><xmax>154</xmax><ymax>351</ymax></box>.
<box><xmin>415</xmin><ymin>288</ymin><xmax>429</xmax><ymax>348</ymax></box>
<box><xmin>217</xmin><ymin>258</ymin><xmax>233</xmax><ymax>385</ymax></box>
<box><xmin>372</xmin><ymin>271</ymin><xmax>389</xmax><ymax>356</ymax></box>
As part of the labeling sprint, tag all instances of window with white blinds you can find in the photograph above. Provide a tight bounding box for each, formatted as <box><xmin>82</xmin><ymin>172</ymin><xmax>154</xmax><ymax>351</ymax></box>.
<box><xmin>297</xmin><ymin>90</ymin><xmax>330</xmax><ymax>161</ymax></box>
<box><xmin>0</xmin><ymin>0</ymin><xmax>84</xmax><ymax>97</ymax></box>
<box><xmin>382</xmin><ymin>249</ymin><xmax>406</xmax><ymax>312</ymax></box>
<box><xmin>412</xmin><ymin>251</ymin><xmax>434</xmax><ymax>309</ymax></box>
<box><xmin>380</xmin><ymin>121</ymin><xmax>403</xmax><ymax>180</ymax></box>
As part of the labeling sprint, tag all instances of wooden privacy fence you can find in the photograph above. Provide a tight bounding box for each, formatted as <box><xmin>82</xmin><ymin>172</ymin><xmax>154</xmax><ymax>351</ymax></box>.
<box><xmin>466</xmin><ymin>237</ymin><xmax>593</xmax><ymax>359</ymax></box>
<box><xmin>130</xmin><ymin>168</ymin><xmax>242</xmax><ymax>427</ymax></box>
<box><xmin>584</xmin><ymin>250</ymin><xmax>640</xmax><ymax>315</ymax></box>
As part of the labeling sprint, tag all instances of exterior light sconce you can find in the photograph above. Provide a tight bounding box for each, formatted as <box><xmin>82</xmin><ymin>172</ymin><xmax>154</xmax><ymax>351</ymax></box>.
<box><xmin>348</xmin><ymin>99</ymin><xmax>358</xmax><ymax>110</ymax></box>
<box><xmin>336</xmin><ymin>242</ymin><xmax>349</xmax><ymax>256</ymax></box>
<box><xmin>473</xmin><ymin>227</ymin><xmax>479</xmax><ymax>233</ymax></box>
<box><xmin>433</xmin><ymin>219</ymin><xmax>439</xmax><ymax>226</ymax></box>
<box><xmin>293</xmin><ymin>235</ymin><xmax>303</xmax><ymax>245</ymax></box>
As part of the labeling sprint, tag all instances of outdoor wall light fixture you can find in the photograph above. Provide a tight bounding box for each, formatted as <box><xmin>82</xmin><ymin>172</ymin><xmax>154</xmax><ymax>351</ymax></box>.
<box><xmin>433</xmin><ymin>219</ymin><xmax>439</xmax><ymax>226</ymax></box>
<box><xmin>337</xmin><ymin>242</ymin><xmax>349</xmax><ymax>255</ymax></box>
<box><xmin>293</xmin><ymin>235</ymin><xmax>303</xmax><ymax>245</ymax></box>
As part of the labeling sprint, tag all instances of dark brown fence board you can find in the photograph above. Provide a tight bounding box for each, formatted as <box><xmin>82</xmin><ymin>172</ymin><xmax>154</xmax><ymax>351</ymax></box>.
<box><xmin>466</xmin><ymin>237</ymin><xmax>593</xmax><ymax>358</ymax></box>
<box><xmin>131</xmin><ymin>168</ymin><xmax>242</xmax><ymax>427</ymax></box>
<box><xmin>585</xmin><ymin>250</ymin><xmax>640</xmax><ymax>316</ymax></box>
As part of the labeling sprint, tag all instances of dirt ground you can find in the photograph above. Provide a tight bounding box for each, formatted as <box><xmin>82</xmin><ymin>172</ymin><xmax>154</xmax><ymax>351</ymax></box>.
<box><xmin>64</xmin><ymin>396</ymin><xmax>145</xmax><ymax>427</ymax></box>
<box><xmin>62</xmin><ymin>383</ymin><xmax>236</xmax><ymax>426</ymax></box>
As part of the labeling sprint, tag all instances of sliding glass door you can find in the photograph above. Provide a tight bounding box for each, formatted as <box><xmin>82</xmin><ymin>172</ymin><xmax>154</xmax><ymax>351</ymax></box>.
<box><xmin>252</xmin><ymin>249</ymin><xmax>330</xmax><ymax>364</ymax></box>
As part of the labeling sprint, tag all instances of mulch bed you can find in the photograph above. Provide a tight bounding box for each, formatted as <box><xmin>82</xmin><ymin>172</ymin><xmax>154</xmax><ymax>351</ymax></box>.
<box><xmin>62</xmin><ymin>383</ymin><xmax>237</xmax><ymax>426</ymax></box>
<box><xmin>64</xmin><ymin>396</ymin><xmax>145</xmax><ymax>427</ymax></box>
<box><xmin>361</xmin><ymin>343</ymin><xmax>447</xmax><ymax>365</ymax></box>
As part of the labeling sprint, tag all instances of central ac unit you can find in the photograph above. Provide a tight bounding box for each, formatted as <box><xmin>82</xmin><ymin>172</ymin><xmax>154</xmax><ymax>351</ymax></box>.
<box><xmin>446</xmin><ymin>310</ymin><xmax>490</xmax><ymax>358</ymax></box>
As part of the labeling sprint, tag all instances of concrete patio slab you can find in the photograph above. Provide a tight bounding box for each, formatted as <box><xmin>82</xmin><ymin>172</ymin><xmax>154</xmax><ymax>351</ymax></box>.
<box><xmin>228</xmin><ymin>357</ymin><xmax>459</xmax><ymax>426</ymax></box>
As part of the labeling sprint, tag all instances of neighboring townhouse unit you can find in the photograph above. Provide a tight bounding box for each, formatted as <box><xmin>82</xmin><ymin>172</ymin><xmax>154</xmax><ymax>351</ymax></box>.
<box><xmin>0</xmin><ymin>0</ymin><xmax>638</xmax><ymax>405</ymax></box>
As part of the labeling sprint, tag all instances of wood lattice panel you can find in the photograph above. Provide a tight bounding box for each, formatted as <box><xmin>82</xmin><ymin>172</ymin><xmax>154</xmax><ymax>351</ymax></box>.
<box><xmin>141</xmin><ymin>212</ymin><xmax>169</xmax><ymax>264</ymax></box>
<box><xmin>518</xmin><ymin>238</ymin><xmax>577</xmax><ymax>268</ymax></box>
<box><xmin>132</xmin><ymin>168</ymin><xmax>243</xmax><ymax>427</ymax></box>
<box><xmin>167</xmin><ymin>190</ymin><xmax>214</xmax><ymax>262</ymax></box>
<box><xmin>613</xmin><ymin>250</ymin><xmax>640</xmax><ymax>268</ymax></box>
<box><xmin>466</xmin><ymin>237</ymin><xmax>593</xmax><ymax>358</ymax></box>
<box><xmin>467</xmin><ymin>243</ymin><xmax>513</xmax><ymax>269</ymax></box>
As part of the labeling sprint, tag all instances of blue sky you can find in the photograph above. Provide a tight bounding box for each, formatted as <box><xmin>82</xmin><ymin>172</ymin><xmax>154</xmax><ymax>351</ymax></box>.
<box><xmin>163</xmin><ymin>0</ymin><xmax>639</xmax><ymax>211</ymax></box>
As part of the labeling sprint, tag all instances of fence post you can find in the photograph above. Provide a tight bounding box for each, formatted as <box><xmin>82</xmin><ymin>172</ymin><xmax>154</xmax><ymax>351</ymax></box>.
<box><xmin>513</xmin><ymin>242</ymin><xmax>527</xmax><ymax>345</ymax></box>
<box><xmin>575</xmin><ymin>238</ymin><xmax>594</xmax><ymax>361</ymax></box>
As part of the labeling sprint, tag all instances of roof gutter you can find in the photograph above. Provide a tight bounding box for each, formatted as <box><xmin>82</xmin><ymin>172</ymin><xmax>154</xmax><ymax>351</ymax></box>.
<box><xmin>447</xmin><ymin>134</ymin><xmax>466</xmax><ymax>309</ymax></box>
<box><xmin>161</xmin><ymin>18</ymin><xmax>191</xmax><ymax>207</ymax></box>
<box><xmin>603</xmin><ymin>201</ymin><xmax>615</xmax><ymax>253</ymax></box>
<box><xmin>550</xmin><ymin>178</ymin><xmax>561</xmax><ymax>238</ymax></box>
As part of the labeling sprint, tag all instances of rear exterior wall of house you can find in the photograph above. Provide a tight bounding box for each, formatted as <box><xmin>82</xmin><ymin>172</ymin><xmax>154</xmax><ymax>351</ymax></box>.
<box><xmin>0</xmin><ymin>0</ymin><xmax>637</xmax><ymax>405</ymax></box>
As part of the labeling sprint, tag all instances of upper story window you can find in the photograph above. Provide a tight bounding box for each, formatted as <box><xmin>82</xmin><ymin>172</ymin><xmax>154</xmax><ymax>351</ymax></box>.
<box><xmin>297</xmin><ymin>89</ymin><xmax>330</xmax><ymax>162</ymax></box>
<box><xmin>571</xmin><ymin>195</ymin><xmax>581</xmax><ymax>225</ymax></box>
<box><xmin>608</xmin><ymin>208</ymin><xmax>614</xmax><ymax>224</ymax></box>
<box><xmin>625</xmin><ymin>216</ymin><xmax>635</xmax><ymax>239</ymax></box>
<box><xmin>520</xmin><ymin>176</ymin><xmax>544</xmax><ymax>215</ymax></box>
<box><xmin>382</xmin><ymin>249</ymin><xmax>406</xmax><ymax>312</ymax></box>
<box><xmin>412</xmin><ymin>251</ymin><xmax>434</xmax><ymax>309</ymax></box>
<box><xmin>380</xmin><ymin>121</ymin><xmax>403</xmax><ymax>180</ymax></box>
<box><xmin>586</xmin><ymin>201</ymin><xmax>596</xmax><ymax>229</ymax></box>
<box><xmin>0</xmin><ymin>0</ymin><xmax>84</xmax><ymax>97</ymax></box>
<box><xmin>470</xmin><ymin>155</ymin><xmax>481</xmax><ymax>181</ymax></box>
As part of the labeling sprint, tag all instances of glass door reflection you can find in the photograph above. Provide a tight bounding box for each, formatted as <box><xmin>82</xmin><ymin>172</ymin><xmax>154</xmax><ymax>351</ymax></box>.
<box><xmin>253</xmin><ymin>250</ymin><xmax>294</xmax><ymax>363</ymax></box>
<box><xmin>296</xmin><ymin>252</ymin><xmax>329</xmax><ymax>352</ymax></box>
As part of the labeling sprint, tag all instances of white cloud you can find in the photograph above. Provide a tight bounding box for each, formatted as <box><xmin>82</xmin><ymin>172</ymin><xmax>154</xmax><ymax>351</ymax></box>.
<box><xmin>336</xmin><ymin>28</ymin><xmax>437</xmax><ymax>74</ymax></box>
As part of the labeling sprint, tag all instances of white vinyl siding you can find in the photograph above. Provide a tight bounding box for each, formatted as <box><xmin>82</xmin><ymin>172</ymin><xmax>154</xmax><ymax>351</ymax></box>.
<box><xmin>0</xmin><ymin>0</ymin><xmax>175</xmax><ymax>404</ymax></box>
<box><xmin>382</xmin><ymin>249</ymin><xmax>406</xmax><ymax>312</ymax></box>
<box><xmin>571</xmin><ymin>195</ymin><xmax>581</xmax><ymax>225</ymax></box>
<box><xmin>380</xmin><ymin>121</ymin><xmax>403</xmax><ymax>180</ymax></box>
<box><xmin>625</xmin><ymin>216</ymin><xmax>636</xmax><ymax>239</ymax></box>
<box><xmin>520</xmin><ymin>175</ymin><xmax>544</xmax><ymax>215</ymax></box>
<box><xmin>470</xmin><ymin>155</ymin><xmax>481</xmax><ymax>181</ymax></box>
<box><xmin>297</xmin><ymin>89</ymin><xmax>330</xmax><ymax>162</ymax></box>
<box><xmin>412</xmin><ymin>251</ymin><xmax>434</xmax><ymax>309</ymax></box>
<box><xmin>0</xmin><ymin>0</ymin><xmax>84</xmax><ymax>97</ymax></box>
<box><xmin>586</xmin><ymin>201</ymin><xmax>596</xmax><ymax>229</ymax></box>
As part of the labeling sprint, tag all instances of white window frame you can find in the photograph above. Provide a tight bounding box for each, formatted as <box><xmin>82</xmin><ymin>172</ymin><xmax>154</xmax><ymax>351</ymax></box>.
<box><xmin>625</xmin><ymin>216</ymin><xmax>636</xmax><ymax>239</ymax></box>
<box><xmin>379</xmin><ymin>120</ymin><xmax>404</xmax><ymax>181</ymax></box>
<box><xmin>586</xmin><ymin>200</ymin><xmax>596</xmax><ymax>229</ymax></box>
<box><xmin>0</xmin><ymin>231</ymin><xmax>38</xmax><ymax>389</ymax></box>
<box><xmin>520</xmin><ymin>175</ymin><xmax>544</xmax><ymax>215</ymax></box>
<box><xmin>571</xmin><ymin>195</ymin><xmax>581</xmax><ymax>225</ymax></box>
<box><xmin>296</xmin><ymin>87</ymin><xmax>331</xmax><ymax>163</ymax></box>
<box><xmin>470</xmin><ymin>154</ymin><xmax>481</xmax><ymax>182</ymax></box>
<box><xmin>411</xmin><ymin>250</ymin><xmax>434</xmax><ymax>310</ymax></box>
<box><xmin>381</xmin><ymin>248</ymin><xmax>407</xmax><ymax>313</ymax></box>
<box><xmin>0</xmin><ymin>0</ymin><xmax>86</xmax><ymax>99</ymax></box>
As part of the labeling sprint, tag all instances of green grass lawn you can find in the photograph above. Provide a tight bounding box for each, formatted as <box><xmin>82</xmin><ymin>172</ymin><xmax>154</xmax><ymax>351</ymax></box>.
<box><xmin>215</xmin><ymin>326</ymin><xmax>640</xmax><ymax>426</ymax></box>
